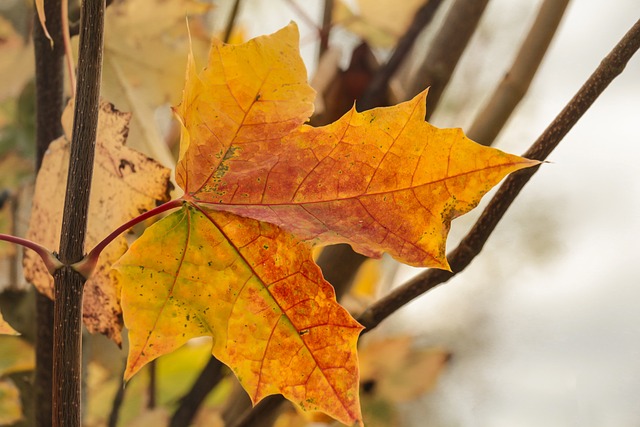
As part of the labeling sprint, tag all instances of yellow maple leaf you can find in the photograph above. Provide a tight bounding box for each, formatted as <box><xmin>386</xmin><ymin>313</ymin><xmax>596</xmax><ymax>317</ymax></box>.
<box><xmin>115</xmin><ymin>23</ymin><xmax>537</xmax><ymax>426</ymax></box>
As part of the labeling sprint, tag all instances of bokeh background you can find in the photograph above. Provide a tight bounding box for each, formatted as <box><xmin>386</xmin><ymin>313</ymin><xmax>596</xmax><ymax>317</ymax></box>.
<box><xmin>1</xmin><ymin>0</ymin><xmax>639</xmax><ymax>426</ymax></box>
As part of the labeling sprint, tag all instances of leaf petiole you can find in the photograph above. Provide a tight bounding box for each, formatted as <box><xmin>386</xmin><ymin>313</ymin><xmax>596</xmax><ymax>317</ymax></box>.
<box><xmin>74</xmin><ymin>198</ymin><xmax>185</xmax><ymax>279</ymax></box>
<box><xmin>0</xmin><ymin>233</ymin><xmax>62</xmax><ymax>275</ymax></box>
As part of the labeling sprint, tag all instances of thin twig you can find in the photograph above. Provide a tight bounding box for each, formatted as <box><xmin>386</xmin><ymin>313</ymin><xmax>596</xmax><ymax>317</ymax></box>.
<box><xmin>319</xmin><ymin>0</ymin><xmax>334</xmax><ymax>59</ymax></box>
<box><xmin>147</xmin><ymin>359</ymin><xmax>157</xmax><ymax>409</ymax></box>
<box><xmin>107</xmin><ymin>363</ymin><xmax>127</xmax><ymax>427</ymax></box>
<box><xmin>408</xmin><ymin>0</ymin><xmax>490</xmax><ymax>118</ymax></box>
<box><xmin>358</xmin><ymin>18</ymin><xmax>640</xmax><ymax>332</ymax></box>
<box><xmin>467</xmin><ymin>0</ymin><xmax>571</xmax><ymax>146</ymax></box>
<box><xmin>0</xmin><ymin>234</ymin><xmax>61</xmax><ymax>274</ymax></box>
<box><xmin>358</xmin><ymin>0</ymin><xmax>445</xmax><ymax>110</ymax></box>
<box><xmin>223</xmin><ymin>0</ymin><xmax>242</xmax><ymax>43</ymax></box>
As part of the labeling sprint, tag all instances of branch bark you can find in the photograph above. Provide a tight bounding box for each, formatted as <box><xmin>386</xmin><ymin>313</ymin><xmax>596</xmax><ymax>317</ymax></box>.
<box><xmin>408</xmin><ymin>0</ymin><xmax>490</xmax><ymax>118</ymax></box>
<box><xmin>358</xmin><ymin>17</ymin><xmax>640</xmax><ymax>333</ymax></box>
<box><xmin>52</xmin><ymin>0</ymin><xmax>105</xmax><ymax>426</ymax></box>
<box><xmin>33</xmin><ymin>0</ymin><xmax>65</xmax><ymax>425</ymax></box>
<box><xmin>467</xmin><ymin>0</ymin><xmax>571</xmax><ymax>146</ymax></box>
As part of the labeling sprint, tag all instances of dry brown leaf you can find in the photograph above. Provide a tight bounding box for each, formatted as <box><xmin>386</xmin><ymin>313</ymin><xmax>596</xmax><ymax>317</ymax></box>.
<box><xmin>23</xmin><ymin>100</ymin><xmax>172</xmax><ymax>344</ymax></box>
<box><xmin>359</xmin><ymin>336</ymin><xmax>450</xmax><ymax>402</ymax></box>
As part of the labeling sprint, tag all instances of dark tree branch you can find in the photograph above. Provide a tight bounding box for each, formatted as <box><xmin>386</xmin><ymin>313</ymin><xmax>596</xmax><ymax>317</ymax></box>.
<box><xmin>408</xmin><ymin>0</ymin><xmax>491</xmax><ymax>118</ymax></box>
<box><xmin>358</xmin><ymin>0</ymin><xmax>445</xmax><ymax>110</ymax></box>
<box><xmin>468</xmin><ymin>0</ymin><xmax>571</xmax><ymax>146</ymax></box>
<box><xmin>358</xmin><ymin>18</ymin><xmax>640</xmax><ymax>333</ymax></box>
<box><xmin>147</xmin><ymin>359</ymin><xmax>157</xmax><ymax>409</ymax></box>
<box><xmin>107</xmin><ymin>363</ymin><xmax>127</xmax><ymax>427</ymax></box>
<box><xmin>33</xmin><ymin>0</ymin><xmax>65</xmax><ymax>425</ymax></box>
<box><xmin>169</xmin><ymin>357</ymin><xmax>225</xmax><ymax>427</ymax></box>
<box><xmin>52</xmin><ymin>0</ymin><xmax>106</xmax><ymax>426</ymax></box>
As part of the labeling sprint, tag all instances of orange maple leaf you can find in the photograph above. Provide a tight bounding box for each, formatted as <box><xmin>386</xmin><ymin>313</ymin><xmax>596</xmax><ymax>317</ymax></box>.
<box><xmin>115</xmin><ymin>23</ymin><xmax>537</xmax><ymax>426</ymax></box>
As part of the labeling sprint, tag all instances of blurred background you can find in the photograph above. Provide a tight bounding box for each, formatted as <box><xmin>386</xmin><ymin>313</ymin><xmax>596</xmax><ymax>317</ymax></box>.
<box><xmin>1</xmin><ymin>0</ymin><xmax>639</xmax><ymax>426</ymax></box>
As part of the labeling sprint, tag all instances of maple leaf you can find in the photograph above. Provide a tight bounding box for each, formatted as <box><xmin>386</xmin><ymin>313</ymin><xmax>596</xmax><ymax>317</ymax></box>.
<box><xmin>24</xmin><ymin>100</ymin><xmax>172</xmax><ymax>344</ymax></box>
<box><xmin>115</xmin><ymin>23</ymin><xmax>538</xmax><ymax>425</ymax></box>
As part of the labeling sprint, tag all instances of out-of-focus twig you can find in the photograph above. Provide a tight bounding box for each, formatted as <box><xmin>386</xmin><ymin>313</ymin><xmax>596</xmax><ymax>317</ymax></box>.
<box><xmin>107</xmin><ymin>363</ymin><xmax>127</xmax><ymax>427</ymax></box>
<box><xmin>358</xmin><ymin>18</ymin><xmax>640</xmax><ymax>333</ymax></box>
<box><xmin>223</xmin><ymin>0</ymin><xmax>242</xmax><ymax>43</ymax></box>
<box><xmin>358</xmin><ymin>0</ymin><xmax>445</xmax><ymax>110</ymax></box>
<box><xmin>319</xmin><ymin>0</ymin><xmax>334</xmax><ymax>59</ymax></box>
<box><xmin>408</xmin><ymin>0</ymin><xmax>490</xmax><ymax>118</ymax></box>
<box><xmin>169</xmin><ymin>356</ymin><xmax>225</xmax><ymax>427</ymax></box>
<box><xmin>468</xmin><ymin>0</ymin><xmax>571</xmax><ymax>146</ymax></box>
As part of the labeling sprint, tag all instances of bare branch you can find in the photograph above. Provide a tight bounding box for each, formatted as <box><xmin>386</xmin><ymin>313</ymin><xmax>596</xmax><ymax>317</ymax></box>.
<box><xmin>358</xmin><ymin>18</ymin><xmax>640</xmax><ymax>332</ymax></box>
<box><xmin>467</xmin><ymin>0</ymin><xmax>571</xmax><ymax>146</ymax></box>
<box><xmin>52</xmin><ymin>0</ymin><xmax>106</xmax><ymax>425</ymax></box>
<box><xmin>408</xmin><ymin>0</ymin><xmax>491</xmax><ymax>118</ymax></box>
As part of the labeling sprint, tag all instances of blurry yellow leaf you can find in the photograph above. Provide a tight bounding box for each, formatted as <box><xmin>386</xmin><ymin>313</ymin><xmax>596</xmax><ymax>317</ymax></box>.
<box><xmin>24</xmin><ymin>100</ymin><xmax>172</xmax><ymax>344</ymax></box>
<box><xmin>86</xmin><ymin>339</ymin><xmax>218</xmax><ymax>427</ymax></box>
<box><xmin>0</xmin><ymin>378</ymin><xmax>23</xmax><ymax>425</ymax></box>
<box><xmin>0</xmin><ymin>336</ymin><xmax>34</xmax><ymax>375</ymax></box>
<box><xmin>359</xmin><ymin>336</ymin><xmax>449</xmax><ymax>402</ymax></box>
<box><xmin>351</xmin><ymin>258</ymin><xmax>382</xmax><ymax>298</ymax></box>
<box><xmin>334</xmin><ymin>0</ymin><xmax>425</xmax><ymax>48</ymax></box>
<box><xmin>101</xmin><ymin>0</ymin><xmax>212</xmax><ymax>167</ymax></box>
<box><xmin>0</xmin><ymin>311</ymin><xmax>18</xmax><ymax>336</ymax></box>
